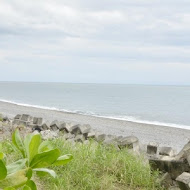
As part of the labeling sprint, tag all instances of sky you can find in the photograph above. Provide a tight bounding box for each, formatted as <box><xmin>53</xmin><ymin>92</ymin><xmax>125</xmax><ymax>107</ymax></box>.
<box><xmin>0</xmin><ymin>0</ymin><xmax>190</xmax><ymax>85</ymax></box>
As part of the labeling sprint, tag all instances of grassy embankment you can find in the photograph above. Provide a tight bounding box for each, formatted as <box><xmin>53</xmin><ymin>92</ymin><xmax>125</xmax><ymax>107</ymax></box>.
<box><xmin>1</xmin><ymin>136</ymin><xmax>164</xmax><ymax>190</ymax></box>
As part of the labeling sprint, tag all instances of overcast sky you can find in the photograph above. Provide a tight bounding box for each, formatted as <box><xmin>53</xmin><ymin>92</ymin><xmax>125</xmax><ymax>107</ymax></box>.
<box><xmin>0</xmin><ymin>0</ymin><xmax>190</xmax><ymax>85</ymax></box>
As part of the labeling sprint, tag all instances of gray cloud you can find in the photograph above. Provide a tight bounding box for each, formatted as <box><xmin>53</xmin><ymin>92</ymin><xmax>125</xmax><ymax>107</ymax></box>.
<box><xmin>0</xmin><ymin>0</ymin><xmax>190</xmax><ymax>84</ymax></box>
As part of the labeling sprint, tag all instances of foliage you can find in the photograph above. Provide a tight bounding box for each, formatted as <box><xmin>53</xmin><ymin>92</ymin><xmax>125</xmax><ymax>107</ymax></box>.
<box><xmin>0</xmin><ymin>130</ymin><xmax>73</xmax><ymax>190</ymax></box>
<box><xmin>0</xmin><ymin>114</ymin><xmax>3</xmax><ymax>122</ymax></box>
<box><xmin>39</xmin><ymin>139</ymin><xmax>163</xmax><ymax>190</ymax></box>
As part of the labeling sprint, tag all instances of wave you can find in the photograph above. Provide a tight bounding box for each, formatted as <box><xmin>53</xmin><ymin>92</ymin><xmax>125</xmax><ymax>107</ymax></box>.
<box><xmin>0</xmin><ymin>98</ymin><xmax>190</xmax><ymax>130</ymax></box>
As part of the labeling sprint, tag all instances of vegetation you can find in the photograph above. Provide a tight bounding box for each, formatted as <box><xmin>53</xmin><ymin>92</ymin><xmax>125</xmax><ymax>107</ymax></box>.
<box><xmin>1</xmin><ymin>133</ymin><xmax>163</xmax><ymax>190</ymax></box>
<box><xmin>0</xmin><ymin>130</ymin><xmax>73</xmax><ymax>190</ymax></box>
<box><xmin>0</xmin><ymin>114</ymin><xmax>3</xmax><ymax>122</ymax></box>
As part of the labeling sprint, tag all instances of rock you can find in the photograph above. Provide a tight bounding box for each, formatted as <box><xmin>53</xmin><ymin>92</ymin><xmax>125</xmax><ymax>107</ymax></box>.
<box><xmin>74</xmin><ymin>134</ymin><xmax>85</xmax><ymax>143</ymax></box>
<box><xmin>40</xmin><ymin>130</ymin><xmax>58</xmax><ymax>140</ymax></box>
<box><xmin>69</xmin><ymin>124</ymin><xmax>81</xmax><ymax>135</ymax></box>
<box><xmin>103</xmin><ymin>138</ymin><xmax>119</xmax><ymax>150</ymax></box>
<box><xmin>3</xmin><ymin>116</ymin><xmax>10</xmax><ymax>122</ymax></box>
<box><xmin>84</xmin><ymin>140</ymin><xmax>90</xmax><ymax>145</ymax></box>
<box><xmin>118</xmin><ymin>136</ymin><xmax>139</xmax><ymax>152</ymax></box>
<box><xmin>78</xmin><ymin>124</ymin><xmax>91</xmax><ymax>134</ymax></box>
<box><xmin>20</xmin><ymin>114</ymin><xmax>33</xmax><ymax>122</ymax></box>
<box><xmin>41</xmin><ymin>121</ymin><xmax>50</xmax><ymax>130</ymax></box>
<box><xmin>33</xmin><ymin>117</ymin><xmax>43</xmax><ymax>125</ymax></box>
<box><xmin>149</xmin><ymin>156</ymin><xmax>190</xmax><ymax>179</ymax></box>
<box><xmin>50</xmin><ymin>120</ymin><xmax>60</xmax><ymax>131</ymax></box>
<box><xmin>169</xmin><ymin>187</ymin><xmax>181</xmax><ymax>190</ymax></box>
<box><xmin>176</xmin><ymin>141</ymin><xmax>190</xmax><ymax>161</ymax></box>
<box><xmin>14</xmin><ymin>114</ymin><xmax>21</xmax><ymax>120</ymax></box>
<box><xmin>63</xmin><ymin>133</ymin><xmax>75</xmax><ymax>140</ymax></box>
<box><xmin>157</xmin><ymin>172</ymin><xmax>173</xmax><ymax>188</ymax></box>
<box><xmin>58</xmin><ymin>122</ymin><xmax>71</xmax><ymax>133</ymax></box>
<box><xmin>95</xmin><ymin>133</ymin><xmax>106</xmax><ymax>142</ymax></box>
<box><xmin>176</xmin><ymin>172</ymin><xmax>190</xmax><ymax>190</ymax></box>
<box><xmin>32</xmin><ymin>125</ymin><xmax>42</xmax><ymax>132</ymax></box>
<box><xmin>87</xmin><ymin>131</ymin><xmax>96</xmax><ymax>139</ymax></box>
<box><xmin>147</xmin><ymin>142</ymin><xmax>159</xmax><ymax>155</ymax></box>
<box><xmin>159</xmin><ymin>147</ymin><xmax>176</xmax><ymax>157</ymax></box>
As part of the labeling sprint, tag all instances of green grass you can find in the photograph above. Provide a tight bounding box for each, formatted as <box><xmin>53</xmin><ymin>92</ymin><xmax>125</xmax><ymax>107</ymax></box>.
<box><xmin>1</xmin><ymin>138</ymin><xmax>164</xmax><ymax>190</ymax></box>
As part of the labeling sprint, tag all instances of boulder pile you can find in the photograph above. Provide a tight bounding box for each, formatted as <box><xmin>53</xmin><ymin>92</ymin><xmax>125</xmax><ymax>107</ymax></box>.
<box><xmin>1</xmin><ymin>113</ymin><xmax>190</xmax><ymax>189</ymax></box>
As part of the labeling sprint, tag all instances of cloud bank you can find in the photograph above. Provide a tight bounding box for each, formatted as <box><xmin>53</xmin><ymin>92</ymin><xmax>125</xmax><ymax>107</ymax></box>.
<box><xmin>0</xmin><ymin>0</ymin><xmax>190</xmax><ymax>84</ymax></box>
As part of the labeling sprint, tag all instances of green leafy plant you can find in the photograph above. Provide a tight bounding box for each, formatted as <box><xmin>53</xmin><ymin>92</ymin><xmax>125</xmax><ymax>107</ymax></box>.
<box><xmin>0</xmin><ymin>129</ymin><xmax>73</xmax><ymax>190</ymax></box>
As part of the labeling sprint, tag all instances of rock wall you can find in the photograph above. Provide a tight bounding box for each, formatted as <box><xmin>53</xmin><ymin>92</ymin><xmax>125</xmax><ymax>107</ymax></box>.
<box><xmin>1</xmin><ymin>113</ymin><xmax>190</xmax><ymax>189</ymax></box>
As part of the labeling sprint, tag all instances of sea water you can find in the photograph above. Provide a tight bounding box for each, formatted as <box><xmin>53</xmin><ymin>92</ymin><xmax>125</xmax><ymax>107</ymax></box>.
<box><xmin>0</xmin><ymin>82</ymin><xmax>190</xmax><ymax>128</ymax></box>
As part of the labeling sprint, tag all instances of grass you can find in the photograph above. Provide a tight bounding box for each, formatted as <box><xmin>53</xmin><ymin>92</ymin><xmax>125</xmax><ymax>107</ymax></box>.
<box><xmin>1</xmin><ymin>138</ymin><xmax>164</xmax><ymax>190</ymax></box>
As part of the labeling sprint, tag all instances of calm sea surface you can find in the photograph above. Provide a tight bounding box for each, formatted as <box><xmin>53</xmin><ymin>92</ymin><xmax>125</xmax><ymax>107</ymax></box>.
<box><xmin>0</xmin><ymin>82</ymin><xmax>190</xmax><ymax>128</ymax></box>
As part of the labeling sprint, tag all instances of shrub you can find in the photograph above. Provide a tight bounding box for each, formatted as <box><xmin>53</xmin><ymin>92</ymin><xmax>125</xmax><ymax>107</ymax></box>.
<box><xmin>0</xmin><ymin>129</ymin><xmax>73</xmax><ymax>189</ymax></box>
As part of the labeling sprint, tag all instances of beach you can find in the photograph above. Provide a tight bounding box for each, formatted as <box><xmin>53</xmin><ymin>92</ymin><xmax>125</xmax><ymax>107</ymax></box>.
<box><xmin>0</xmin><ymin>100</ymin><xmax>189</xmax><ymax>151</ymax></box>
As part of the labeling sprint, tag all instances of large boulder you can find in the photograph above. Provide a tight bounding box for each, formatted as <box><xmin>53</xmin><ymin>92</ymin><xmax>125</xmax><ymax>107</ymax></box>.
<box><xmin>176</xmin><ymin>172</ymin><xmax>190</xmax><ymax>190</ymax></box>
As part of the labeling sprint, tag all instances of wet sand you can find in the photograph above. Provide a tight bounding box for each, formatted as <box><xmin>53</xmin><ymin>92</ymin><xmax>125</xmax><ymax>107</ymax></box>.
<box><xmin>0</xmin><ymin>100</ymin><xmax>189</xmax><ymax>151</ymax></box>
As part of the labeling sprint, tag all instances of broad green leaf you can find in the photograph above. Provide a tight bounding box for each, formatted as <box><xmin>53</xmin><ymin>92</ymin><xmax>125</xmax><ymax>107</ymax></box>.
<box><xmin>24</xmin><ymin>133</ymin><xmax>41</xmax><ymax>164</ymax></box>
<box><xmin>4</xmin><ymin>187</ymin><xmax>16</xmax><ymax>190</ymax></box>
<box><xmin>26</xmin><ymin>180</ymin><xmax>37</xmax><ymax>190</ymax></box>
<box><xmin>7</xmin><ymin>159</ymin><xmax>27</xmax><ymax>175</ymax></box>
<box><xmin>0</xmin><ymin>160</ymin><xmax>7</xmax><ymax>180</ymax></box>
<box><xmin>0</xmin><ymin>152</ymin><xmax>4</xmax><ymax>159</ymax></box>
<box><xmin>12</xmin><ymin>129</ymin><xmax>25</xmax><ymax>157</ymax></box>
<box><xmin>0</xmin><ymin>169</ymin><xmax>28</xmax><ymax>189</ymax></box>
<box><xmin>26</xmin><ymin>168</ymin><xmax>33</xmax><ymax>180</ymax></box>
<box><xmin>22</xmin><ymin>185</ymin><xmax>31</xmax><ymax>190</ymax></box>
<box><xmin>38</xmin><ymin>141</ymin><xmax>53</xmax><ymax>153</ymax></box>
<box><xmin>33</xmin><ymin>168</ymin><xmax>56</xmax><ymax>178</ymax></box>
<box><xmin>53</xmin><ymin>154</ymin><xmax>73</xmax><ymax>166</ymax></box>
<box><xmin>30</xmin><ymin>149</ymin><xmax>60</xmax><ymax>168</ymax></box>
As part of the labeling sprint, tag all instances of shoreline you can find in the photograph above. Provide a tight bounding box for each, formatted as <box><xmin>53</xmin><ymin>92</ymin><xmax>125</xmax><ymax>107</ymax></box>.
<box><xmin>0</xmin><ymin>98</ymin><xmax>189</xmax><ymax>130</ymax></box>
<box><xmin>0</xmin><ymin>100</ymin><xmax>190</xmax><ymax>151</ymax></box>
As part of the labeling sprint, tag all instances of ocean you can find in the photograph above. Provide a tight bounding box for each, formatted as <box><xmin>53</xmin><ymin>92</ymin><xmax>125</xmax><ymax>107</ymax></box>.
<box><xmin>0</xmin><ymin>82</ymin><xmax>190</xmax><ymax>129</ymax></box>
